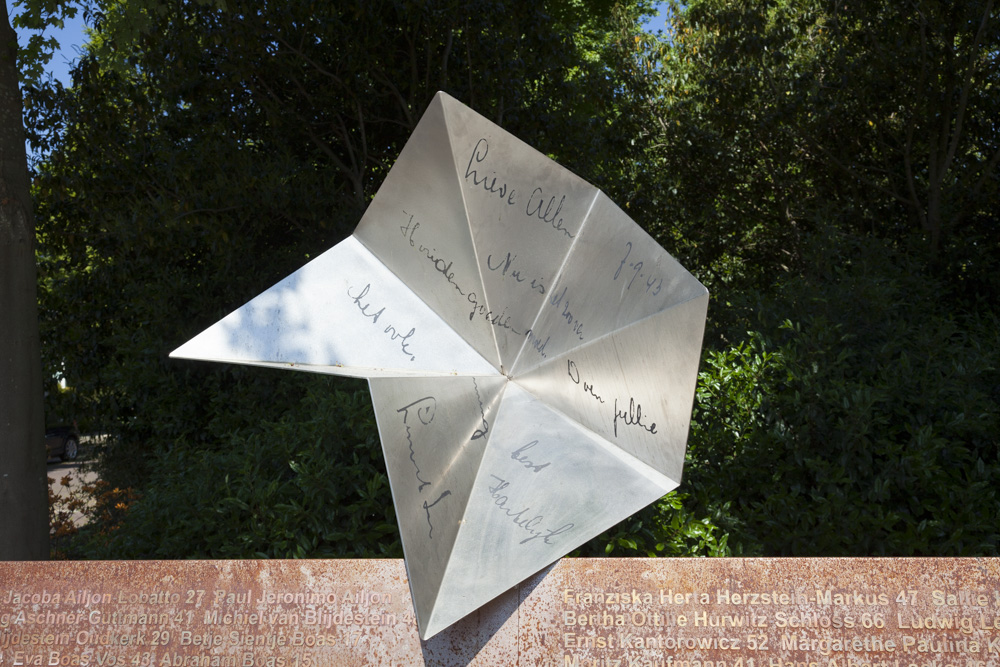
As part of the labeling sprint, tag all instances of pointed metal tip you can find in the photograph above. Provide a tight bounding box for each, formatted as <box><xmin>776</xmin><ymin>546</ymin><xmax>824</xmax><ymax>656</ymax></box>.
<box><xmin>168</xmin><ymin>343</ymin><xmax>198</xmax><ymax>361</ymax></box>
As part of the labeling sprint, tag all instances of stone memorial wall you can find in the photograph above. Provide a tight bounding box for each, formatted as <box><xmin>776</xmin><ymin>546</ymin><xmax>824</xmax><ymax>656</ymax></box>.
<box><xmin>2</xmin><ymin>558</ymin><xmax>999</xmax><ymax>666</ymax></box>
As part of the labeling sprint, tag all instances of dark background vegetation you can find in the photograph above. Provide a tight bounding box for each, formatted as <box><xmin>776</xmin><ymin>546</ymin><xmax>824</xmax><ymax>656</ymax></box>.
<box><xmin>22</xmin><ymin>0</ymin><xmax>999</xmax><ymax>558</ymax></box>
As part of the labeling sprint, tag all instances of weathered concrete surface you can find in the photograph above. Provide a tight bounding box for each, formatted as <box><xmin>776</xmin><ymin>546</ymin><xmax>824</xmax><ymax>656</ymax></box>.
<box><xmin>2</xmin><ymin>558</ymin><xmax>999</xmax><ymax>666</ymax></box>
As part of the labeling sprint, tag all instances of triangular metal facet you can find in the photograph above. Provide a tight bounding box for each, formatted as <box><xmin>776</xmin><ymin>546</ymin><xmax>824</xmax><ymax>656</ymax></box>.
<box><xmin>515</xmin><ymin>293</ymin><xmax>708</xmax><ymax>481</ymax></box>
<box><xmin>170</xmin><ymin>237</ymin><xmax>496</xmax><ymax>378</ymax></box>
<box><xmin>368</xmin><ymin>375</ymin><xmax>506</xmax><ymax>632</ymax></box>
<box><xmin>440</xmin><ymin>95</ymin><xmax>599</xmax><ymax>374</ymax></box>
<box><xmin>354</xmin><ymin>95</ymin><xmax>501</xmax><ymax>371</ymax></box>
<box><xmin>511</xmin><ymin>191</ymin><xmax>707</xmax><ymax>377</ymax></box>
<box><xmin>422</xmin><ymin>381</ymin><xmax>673</xmax><ymax>637</ymax></box>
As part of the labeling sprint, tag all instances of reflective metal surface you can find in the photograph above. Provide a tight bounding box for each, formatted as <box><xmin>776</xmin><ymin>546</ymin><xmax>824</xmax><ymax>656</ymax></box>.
<box><xmin>171</xmin><ymin>92</ymin><xmax>709</xmax><ymax>640</ymax></box>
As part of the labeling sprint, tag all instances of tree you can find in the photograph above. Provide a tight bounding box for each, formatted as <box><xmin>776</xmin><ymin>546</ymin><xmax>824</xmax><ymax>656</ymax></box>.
<box><xmin>607</xmin><ymin>0</ymin><xmax>1000</xmax><ymax>555</ymax></box>
<box><xmin>803</xmin><ymin>0</ymin><xmax>999</xmax><ymax>258</ymax></box>
<box><xmin>0</xmin><ymin>0</ymin><xmax>48</xmax><ymax>559</ymax></box>
<box><xmin>29</xmin><ymin>0</ymin><xmax>731</xmax><ymax>559</ymax></box>
<box><xmin>3</xmin><ymin>0</ymin><xmax>229</xmax><ymax>558</ymax></box>
<box><xmin>685</xmin><ymin>233</ymin><xmax>1000</xmax><ymax>556</ymax></box>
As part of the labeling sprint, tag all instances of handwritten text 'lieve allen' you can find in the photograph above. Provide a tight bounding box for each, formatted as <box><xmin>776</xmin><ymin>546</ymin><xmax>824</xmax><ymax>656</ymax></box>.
<box><xmin>464</xmin><ymin>138</ymin><xmax>576</xmax><ymax>240</ymax></box>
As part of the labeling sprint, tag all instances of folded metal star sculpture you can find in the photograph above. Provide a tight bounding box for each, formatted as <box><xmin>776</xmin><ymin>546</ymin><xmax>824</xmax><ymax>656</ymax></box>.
<box><xmin>171</xmin><ymin>92</ymin><xmax>708</xmax><ymax>639</ymax></box>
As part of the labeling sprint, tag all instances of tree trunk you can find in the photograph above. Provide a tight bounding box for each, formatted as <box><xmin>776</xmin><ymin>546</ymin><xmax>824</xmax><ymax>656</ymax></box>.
<box><xmin>0</xmin><ymin>3</ymin><xmax>49</xmax><ymax>560</ymax></box>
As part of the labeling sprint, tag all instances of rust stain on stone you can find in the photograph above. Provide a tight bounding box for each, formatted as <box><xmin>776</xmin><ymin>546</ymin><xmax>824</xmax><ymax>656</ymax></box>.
<box><xmin>2</xmin><ymin>559</ymin><xmax>999</xmax><ymax>666</ymax></box>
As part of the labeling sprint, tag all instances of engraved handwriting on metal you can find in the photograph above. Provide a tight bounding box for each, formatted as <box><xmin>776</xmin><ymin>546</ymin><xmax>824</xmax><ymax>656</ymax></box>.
<box><xmin>510</xmin><ymin>441</ymin><xmax>550</xmax><ymax>473</ymax></box>
<box><xmin>470</xmin><ymin>378</ymin><xmax>490</xmax><ymax>441</ymax></box>
<box><xmin>348</xmin><ymin>283</ymin><xmax>417</xmax><ymax>361</ymax></box>
<box><xmin>614</xmin><ymin>397</ymin><xmax>658</xmax><ymax>438</ymax></box>
<box><xmin>397</xmin><ymin>396</ymin><xmax>452</xmax><ymax>538</ymax></box>
<box><xmin>469</xmin><ymin>299</ymin><xmax>524</xmax><ymax>334</ymax></box>
<box><xmin>566</xmin><ymin>360</ymin><xmax>605</xmax><ymax>405</ymax></box>
<box><xmin>464</xmin><ymin>138</ymin><xmax>518</xmax><ymax>206</ymax></box>
<box><xmin>486</xmin><ymin>251</ymin><xmax>546</xmax><ymax>295</ymax></box>
<box><xmin>421</xmin><ymin>491</ymin><xmax>451</xmax><ymax>539</ymax></box>
<box><xmin>614</xmin><ymin>241</ymin><xmax>664</xmax><ymax>296</ymax></box>
<box><xmin>397</xmin><ymin>396</ymin><xmax>437</xmax><ymax>491</ymax></box>
<box><xmin>400</xmin><ymin>211</ymin><xmax>470</xmax><ymax>300</ymax></box>
<box><xmin>525</xmin><ymin>329</ymin><xmax>550</xmax><ymax>359</ymax></box>
<box><xmin>465</xmin><ymin>138</ymin><xmax>575</xmax><ymax>240</ymax></box>
<box><xmin>488</xmin><ymin>475</ymin><xmax>574</xmax><ymax>546</ymax></box>
<box><xmin>400</xmin><ymin>210</ymin><xmax>526</xmax><ymax>335</ymax></box>
<box><xmin>547</xmin><ymin>286</ymin><xmax>585</xmax><ymax>341</ymax></box>
<box><xmin>568</xmin><ymin>358</ymin><xmax>658</xmax><ymax>438</ymax></box>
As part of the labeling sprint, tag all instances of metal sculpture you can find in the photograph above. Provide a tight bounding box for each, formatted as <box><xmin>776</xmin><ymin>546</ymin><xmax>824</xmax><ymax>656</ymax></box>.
<box><xmin>172</xmin><ymin>92</ymin><xmax>709</xmax><ymax>639</ymax></box>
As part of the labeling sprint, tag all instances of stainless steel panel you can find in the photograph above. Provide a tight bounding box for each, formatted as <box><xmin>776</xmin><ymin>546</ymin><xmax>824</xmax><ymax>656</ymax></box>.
<box><xmin>515</xmin><ymin>293</ymin><xmax>709</xmax><ymax>483</ymax></box>
<box><xmin>441</xmin><ymin>99</ymin><xmax>599</xmax><ymax>373</ymax></box>
<box><xmin>419</xmin><ymin>382</ymin><xmax>672</xmax><ymax>638</ymax></box>
<box><xmin>170</xmin><ymin>236</ymin><xmax>496</xmax><ymax>377</ymax></box>
<box><xmin>511</xmin><ymin>191</ymin><xmax>708</xmax><ymax>376</ymax></box>
<box><xmin>354</xmin><ymin>95</ymin><xmax>501</xmax><ymax>371</ymax></box>
<box><xmin>369</xmin><ymin>375</ymin><xmax>506</xmax><ymax>631</ymax></box>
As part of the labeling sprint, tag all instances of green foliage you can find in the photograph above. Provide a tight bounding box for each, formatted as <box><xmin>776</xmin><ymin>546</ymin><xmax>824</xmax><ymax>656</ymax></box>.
<box><xmin>606</xmin><ymin>0</ymin><xmax>1000</xmax><ymax>558</ymax></box>
<box><xmin>72</xmin><ymin>380</ymin><xmax>400</xmax><ymax>558</ymax></box>
<box><xmin>614</xmin><ymin>0</ymin><xmax>999</xmax><ymax>294</ymax></box>
<box><xmin>687</xmin><ymin>234</ymin><xmax>1000</xmax><ymax>555</ymax></box>
<box><xmin>27</xmin><ymin>0</ymin><xmax>1000</xmax><ymax>560</ymax></box>
<box><xmin>9</xmin><ymin>0</ymin><xmax>79</xmax><ymax>85</ymax></box>
<box><xmin>576</xmin><ymin>492</ymin><xmax>730</xmax><ymax>558</ymax></box>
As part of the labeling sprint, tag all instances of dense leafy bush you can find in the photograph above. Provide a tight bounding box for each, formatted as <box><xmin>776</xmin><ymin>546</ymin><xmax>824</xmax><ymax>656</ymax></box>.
<box><xmin>64</xmin><ymin>371</ymin><xmax>729</xmax><ymax>558</ymax></box>
<box><xmin>578</xmin><ymin>492</ymin><xmax>730</xmax><ymax>557</ymax></box>
<box><xmin>73</xmin><ymin>379</ymin><xmax>401</xmax><ymax>558</ymax></box>
<box><xmin>687</xmin><ymin>234</ymin><xmax>1000</xmax><ymax>555</ymax></box>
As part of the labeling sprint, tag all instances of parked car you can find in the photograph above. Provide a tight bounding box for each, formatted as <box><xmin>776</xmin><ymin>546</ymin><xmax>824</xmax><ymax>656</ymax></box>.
<box><xmin>45</xmin><ymin>422</ymin><xmax>79</xmax><ymax>461</ymax></box>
